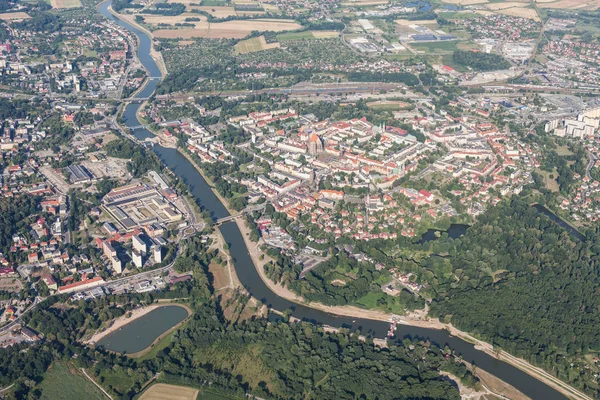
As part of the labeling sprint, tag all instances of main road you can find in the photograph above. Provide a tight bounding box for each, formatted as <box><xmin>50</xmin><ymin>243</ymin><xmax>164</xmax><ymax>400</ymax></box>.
<box><xmin>94</xmin><ymin>2</ymin><xmax>590</xmax><ymax>399</ymax></box>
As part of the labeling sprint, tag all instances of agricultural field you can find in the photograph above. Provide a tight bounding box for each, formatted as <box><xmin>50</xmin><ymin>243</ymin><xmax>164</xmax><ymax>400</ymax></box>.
<box><xmin>367</xmin><ymin>100</ymin><xmax>411</xmax><ymax>110</ymax></box>
<box><xmin>536</xmin><ymin>0</ymin><xmax>600</xmax><ymax>9</ymax></box>
<box><xmin>49</xmin><ymin>0</ymin><xmax>82</xmax><ymax>8</ymax></box>
<box><xmin>410</xmin><ymin>40</ymin><xmax>460</xmax><ymax>53</ymax></box>
<box><xmin>153</xmin><ymin>19</ymin><xmax>302</xmax><ymax>39</ymax></box>
<box><xmin>483</xmin><ymin>5</ymin><xmax>540</xmax><ymax>20</ymax></box>
<box><xmin>0</xmin><ymin>12</ymin><xmax>30</xmax><ymax>20</ymax></box>
<box><xmin>234</xmin><ymin>35</ymin><xmax>280</xmax><ymax>54</ymax></box>
<box><xmin>277</xmin><ymin>30</ymin><xmax>339</xmax><ymax>41</ymax></box>
<box><xmin>139</xmin><ymin>383</ymin><xmax>199</xmax><ymax>400</ymax></box>
<box><xmin>34</xmin><ymin>362</ymin><xmax>106</xmax><ymax>400</ymax></box>
<box><xmin>341</xmin><ymin>0</ymin><xmax>389</xmax><ymax>5</ymax></box>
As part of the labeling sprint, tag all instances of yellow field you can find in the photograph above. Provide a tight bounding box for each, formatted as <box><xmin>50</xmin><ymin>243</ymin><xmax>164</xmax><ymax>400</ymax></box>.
<box><xmin>0</xmin><ymin>12</ymin><xmax>30</xmax><ymax>20</ymax></box>
<box><xmin>342</xmin><ymin>0</ymin><xmax>388</xmax><ymax>5</ymax></box>
<box><xmin>537</xmin><ymin>0</ymin><xmax>600</xmax><ymax>9</ymax></box>
<box><xmin>189</xmin><ymin>5</ymin><xmax>237</xmax><ymax>16</ymax></box>
<box><xmin>440</xmin><ymin>0</ymin><xmax>488</xmax><ymax>4</ymax></box>
<box><xmin>486</xmin><ymin>1</ymin><xmax>530</xmax><ymax>9</ymax></box>
<box><xmin>139</xmin><ymin>383</ymin><xmax>199</xmax><ymax>400</ymax></box>
<box><xmin>311</xmin><ymin>30</ymin><xmax>340</xmax><ymax>38</ymax></box>
<box><xmin>488</xmin><ymin>6</ymin><xmax>540</xmax><ymax>20</ymax></box>
<box><xmin>395</xmin><ymin>19</ymin><xmax>439</xmax><ymax>25</ymax></box>
<box><xmin>50</xmin><ymin>0</ymin><xmax>81</xmax><ymax>8</ymax></box>
<box><xmin>234</xmin><ymin>35</ymin><xmax>280</xmax><ymax>54</ymax></box>
<box><xmin>154</xmin><ymin>19</ymin><xmax>302</xmax><ymax>39</ymax></box>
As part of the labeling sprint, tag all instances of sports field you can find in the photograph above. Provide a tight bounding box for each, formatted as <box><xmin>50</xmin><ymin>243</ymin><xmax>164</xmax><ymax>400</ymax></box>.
<box><xmin>50</xmin><ymin>0</ymin><xmax>82</xmax><ymax>8</ymax></box>
<box><xmin>139</xmin><ymin>383</ymin><xmax>199</xmax><ymax>400</ymax></box>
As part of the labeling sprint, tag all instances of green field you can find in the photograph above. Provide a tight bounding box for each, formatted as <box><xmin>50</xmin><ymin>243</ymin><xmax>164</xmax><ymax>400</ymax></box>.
<box><xmin>200</xmin><ymin>0</ymin><xmax>227</xmax><ymax>5</ymax></box>
<box><xmin>35</xmin><ymin>362</ymin><xmax>106</xmax><ymax>400</ymax></box>
<box><xmin>276</xmin><ymin>31</ymin><xmax>314</xmax><ymax>41</ymax></box>
<box><xmin>411</xmin><ymin>40</ymin><xmax>460</xmax><ymax>53</ymax></box>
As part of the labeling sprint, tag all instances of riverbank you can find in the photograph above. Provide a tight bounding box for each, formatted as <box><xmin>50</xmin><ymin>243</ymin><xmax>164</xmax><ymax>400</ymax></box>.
<box><xmin>179</xmin><ymin>148</ymin><xmax>239</xmax><ymax>217</ymax></box>
<box><xmin>106</xmin><ymin>4</ymin><xmax>168</xmax><ymax>76</ymax></box>
<box><xmin>85</xmin><ymin>303</ymin><xmax>192</xmax><ymax>346</ymax></box>
<box><xmin>234</xmin><ymin>216</ymin><xmax>593</xmax><ymax>400</ymax></box>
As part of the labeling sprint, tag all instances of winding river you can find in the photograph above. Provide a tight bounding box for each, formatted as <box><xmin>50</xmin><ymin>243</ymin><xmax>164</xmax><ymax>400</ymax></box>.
<box><xmin>98</xmin><ymin>3</ymin><xmax>568</xmax><ymax>398</ymax></box>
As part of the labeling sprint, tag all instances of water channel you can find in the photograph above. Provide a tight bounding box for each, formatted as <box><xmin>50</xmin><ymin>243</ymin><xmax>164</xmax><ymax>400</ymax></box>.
<box><xmin>98</xmin><ymin>3</ymin><xmax>569</xmax><ymax>398</ymax></box>
<box><xmin>97</xmin><ymin>305</ymin><xmax>189</xmax><ymax>354</ymax></box>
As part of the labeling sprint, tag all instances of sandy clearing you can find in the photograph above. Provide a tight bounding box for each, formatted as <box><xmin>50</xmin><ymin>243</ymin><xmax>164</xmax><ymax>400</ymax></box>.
<box><xmin>139</xmin><ymin>383</ymin><xmax>199</xmax><ymax>400</ymax></box>
<box><xmin>154</xmin><ymin>19</ymin><xmax>302</xmax><ymax>39</ymax></box>
<box><xmin>0</xmin><ymin>12</ymin><xmax>30</xmax><ymax>20</ymax></box>
<box><xmin>311</xmin><ymin>30</ymin><xmax>340</xmax><ymax>38</ymax></box>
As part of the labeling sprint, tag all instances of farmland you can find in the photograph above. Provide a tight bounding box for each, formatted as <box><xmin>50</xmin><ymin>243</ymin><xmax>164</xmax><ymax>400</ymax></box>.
<box><xmin>153</xmin><ymin>19</ymin><xmax>302</xmax><ymax>39</ymax></box>
<box><xmin>277</xmin><ymin>30</ymin><xmax>339</xmax><ymax>41</ymax></box>
<box><xmin>34</xmin><ymin>362</ymin><xmax>106</xmax><ymax>400</ymax></box>
<box><xmin>139</xmin><ymin>383</ymin><xmax>199</xmax><ymax>400</ymax></box>
<box><xmin>234</xmin><ymin>35</ymin><xmax>280</xmax><ymax>54</ymax></box>
<box><xmin>0</xmin><ymin>12</ymin><xmax>30</xmax><ymax>20</ymax></box>
<box><xmin>49</xmin><ymin>0</ymin><xmax>82</xmax><ymax>8</ymax></box>
<box><xmin>536</xmin><ymin>0</ymin><xmax>600</xmax><ymax>9</ymax></box>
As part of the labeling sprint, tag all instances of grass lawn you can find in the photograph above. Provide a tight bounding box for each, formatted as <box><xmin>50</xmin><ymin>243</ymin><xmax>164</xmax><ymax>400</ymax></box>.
<box><xmin>276</xmin><ymin>30</ymin><xmax>314</xmax><ymax>41</ymax></box>
<box><xmin>99</xmin><ymin>369</ymin><xmax>136</xmax><ymax>394</ymax></box>
<box><xmin>411</xmin><ymin>40</ymin><xmax>460</xmax><ymax>53</ymax></box>
<box><xmin>353</xmin><ymin>291</ymin><xmax>384</xmax><ymax>309</ymax></box>
<box><xmin>35</xmin><ymin>362</ymin><xmax>106</xmax><ymax>400</ymax></box>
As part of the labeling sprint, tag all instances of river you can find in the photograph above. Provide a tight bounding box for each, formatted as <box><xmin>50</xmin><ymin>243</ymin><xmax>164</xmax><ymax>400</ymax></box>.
<box><xmin>97</xmin><ymin>3</ymin><xmax>568</xmax><ymax>398</ymax></box>
<box><xmin>97</xmin><ymin>305</ymin><xmax>189</xmax><ymax>354</ymax></box>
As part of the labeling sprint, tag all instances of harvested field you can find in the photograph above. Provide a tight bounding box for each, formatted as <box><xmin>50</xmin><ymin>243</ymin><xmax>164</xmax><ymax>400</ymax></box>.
<box><xmin>134</xmin><ymin>13</ymin><xmax>205</xmax><ymax>25</ymax></box>
<box><xmin>139</xmin><ymin>383</ymin><xmax>199</xmax><ymax>400</ymax></box>
<box><xmin>490</xmin><ymin>6</ymin><xmax>539</xmax><ymax>20</ymax></box>
<box><xmin>486</xmin><ymin>1</ymin><xmax>531</xmax><ymax>9</ymax></box>
<box><xmin>342</xmin><ymin>0</ymin><xmax>388</xmax><ymax>5</ymax></box>
<box><xmin>311</xmin><ymin>30</ymin><xmax>340</xmax><ymax>38</ymax></box>
<box><xmin>234</xmin><ymin>35</ymin><xmax>280</xmax><ymax>54</ymax></box>
<box><xmin>178</xmin><ymin>40</ymin><xmax>194</xmax><ymax>45</ymax></box>
<box><xmin>395</xmin><ymin>19</ymin><xmax>439</xmax><ymax>25</ymax></box>
<box><xmin>191</xmin><ymin>5</ymin><xmax>237</xmax><ymax>17</ymax></box>
<box><xmin>440</xmin><ymin>0</ymin><xmax>488</xmax><ymax>4</ymax></box>
<box><xmin>0</xmin><ymin>12</ymin><xmax>30</xmax><ymax>20</ymax></box>
<box><xmin>537</xmin><ymin>0</ymin><xmax>600</xmax><ymax>9</ymax></box>
<box><xmin>50</xmin><ymin>0</ymin><xmax>82</xmax><ymax>8</ymax></box>
<box><xmin>154</xmin><ymin>19</ymin><xmax>302</xmax><ymax>39</ymax></box>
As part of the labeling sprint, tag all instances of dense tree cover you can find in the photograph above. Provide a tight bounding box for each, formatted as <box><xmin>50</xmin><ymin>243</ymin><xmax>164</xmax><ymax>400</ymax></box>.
<box><xmin>347</xmin><ymin>72</ymin><xmax>420</xmax><ymax>86</ymax></box>
<box><xmin>104</xmin><ymin>138</ymin><xmax>162</xmax><ymax>178</ymax></box>
<box><xmin>0</xmin><ymin>195</ymin><xmax>39</xmax><ymax>257</ymax></box>
<box><xmin>145</xmin><ymin>2</ymin><xmax>186</xmax><ymax>15</ymax></box>
<box><xmin>12</xmin><ymin>12</ymin><xmax>62</xmax><ymax>32</ymax></box>
<box><xmin>3</xmin><ymin>233</ymin><xmax>471</xmax><ymax>400</ymax></box>
<box><xmin>427</xmin><ymin>197</ymin><xmax>600</xmax><ymax>396</ymax></box>
<box><xmin>452</xmin><ymin>51</ymin><xmax>511</xmax><ymax>72</ymax></box>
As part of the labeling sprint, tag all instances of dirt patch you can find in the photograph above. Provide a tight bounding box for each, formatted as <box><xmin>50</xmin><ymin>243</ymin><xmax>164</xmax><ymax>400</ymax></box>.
<box><xmin>330</xmin><ymin>279</ymin><xmax>347</xmax><ymax>286</ymax></box>
<box><xmin>209</xmin><ymin>258</ymin><xmax>231</xmax><ymax>290</ymax></box>
<box><xmin>139</xmin><ymin>383</ymin><xmax>199</xmax><ymax>400</ymax></box>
